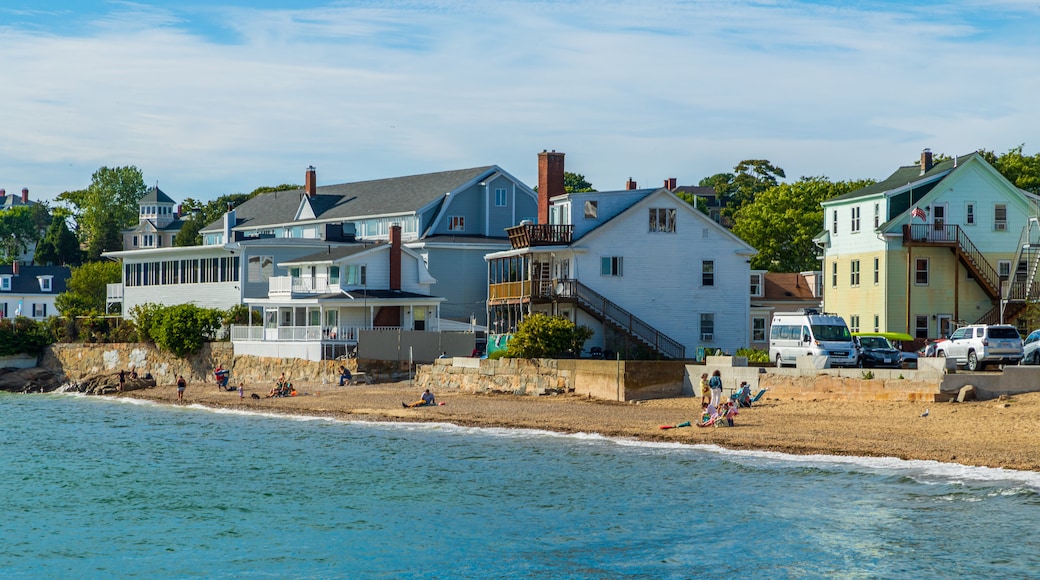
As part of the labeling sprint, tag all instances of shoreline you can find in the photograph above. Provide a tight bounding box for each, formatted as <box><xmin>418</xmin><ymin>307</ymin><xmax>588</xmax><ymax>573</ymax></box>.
<box><xmin>112</xmin><ymin>380</ymin><xmax>1040</xmax><ymax>472</ymax></box>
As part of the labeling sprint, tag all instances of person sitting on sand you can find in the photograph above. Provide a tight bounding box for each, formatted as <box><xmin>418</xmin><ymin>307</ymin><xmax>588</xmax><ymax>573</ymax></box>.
<box><xmin>403</xmin><ymin>389</ymin><xmax>436</xmax><ymax>408</ymax></box>
<box><xmin>338</xmin><ymin>365</ymin><xmax>352</xmax><ymax>386</ymax></box>
<box><xmin>724</xmin><ymin>401</ymin><xmax>738</xmax><ymax>426</ymax></box>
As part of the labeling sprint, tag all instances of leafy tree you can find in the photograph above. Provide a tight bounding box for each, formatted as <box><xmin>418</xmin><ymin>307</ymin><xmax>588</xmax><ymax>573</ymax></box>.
<box><xmin>978</xmin><ymin>145</ymin><xmax>1040</xmax><ymax>195</ymax></box>
<box><xmin>55</xmin><ymin>260</ymin><xmax>122</xmax><ymax>316</ymax></box>
<box><xmin>733</xmin><ymin>177</ymin><xmax>874</xmax><ymax>272</ymax></box>
<box><xmin>56</xmin><ymin>166</ymin><xmax>146</xmax><ymax>259</ymax></box>
<box><xmin>506</xmin><ymin>313</ymin><xmax>594</xmax><ymax>358</ymax></box>
<box><xmin>674</xmin><ymin>191</ymin><xmax>709</xmax><ymax>215</ymax></box>
<box><xmin>698</xmin><ymin>172</ymin><xmax>736</xmax><ymax>198</ymax></box>
<box><xmin>35</xmin><ymin>214</ymin><xmax>83</xmax><ymax>266</ymax></box>
<box><xmin>175</xmin><ymin>184</ymin><xmax>296</xmax><ymax>246</ymax></box>
<box><xmin>0</xmin><ymin>205</ymin><xmax>50</xmax><ymax>264</ymax></box>
<box><xmin>131</xmin><ymin>303</ymin><xmax>223</xmax><ymax>357</ymax></box>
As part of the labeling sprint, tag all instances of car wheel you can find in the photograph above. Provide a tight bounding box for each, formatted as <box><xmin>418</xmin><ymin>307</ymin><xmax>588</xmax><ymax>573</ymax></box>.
<box><xmin>775</xmin><ymin>354</ymin><xmax>783</xmax><ymax>368</ymax></box>
<box><xmin>1033</xmin><ymin>351</ymin><xmax>1040</xmax><ymax>365</ymax></box>
<box><xmin>967</xmin><ymin>350</ymin><xmax>980</xmax><ymax>372</ymax></box>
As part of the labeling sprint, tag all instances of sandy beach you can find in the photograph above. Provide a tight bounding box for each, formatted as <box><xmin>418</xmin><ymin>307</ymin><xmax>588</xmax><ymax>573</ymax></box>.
<box><xmin>119</xmin><ymin>379</ymin><xmax>1040</xmax><ymax>472</ymax></box>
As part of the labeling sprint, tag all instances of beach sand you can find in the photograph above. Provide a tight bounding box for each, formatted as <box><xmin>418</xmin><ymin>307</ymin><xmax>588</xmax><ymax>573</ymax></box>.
<box><xmin>119</xmin><ymin>379</ymin><xmax>1040</xmax><ymax>472</ymax></box>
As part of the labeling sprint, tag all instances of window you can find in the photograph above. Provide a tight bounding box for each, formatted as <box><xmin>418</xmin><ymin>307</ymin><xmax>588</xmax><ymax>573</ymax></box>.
<box><xmin>449</xmin><ymin>216</ymin><xmax>465</xmax><ymax>231</ymax></box>
<box><xmin>702</xmin><ymin>260</ymin><xmax>714</xmax><ymax>286</ymax></box>
<box><xmin>966</xmin><ymin>202</ymin><xmax>975</xmax><ymax>225</ymax></box>
<box><xmin>649</xmin><ymin>208</ymin><xmax>677</xmax><ymax>233</ymax></box>
<box><xmin>601</xmin><ymin>257</ymin><xmax>623</xmax><ymax>277</ymax></box>
<box><xmin>495</xmin><ymin>188</ymin><xmax>507</xmax><ymax>207</ymax></box>
<box><xmin>850</xmin><ymin>315</ymin><xmax>860</xmax><ymax>333</ymax></box>
<box><xmin>39</xmin><ymin>277</ymin><xmax>52</xmax><ymax>292</ymax></box>
<box><xmin>850</xmin><ymin>260</ymin><xmax>860</xmax><ymax>286</ymax></box>
<box><xmin>584</xmin><ymin>200</ymin><xmax>598</xmax><ymax>219</ymax></box>
<box><xmin>998</xmin><ymin>260</ymin><xmax>1011</xmax><ymax>279</ymax></box>
<box><xmin>832</xmin><ymin>210</ymin><xmax>838</xmax><ymax>234</ymax></box>
<box><xmin>329</xmin><ymin>266</ymin><xmax>340</xmax><ymax>285</ymax></box>
<box><xmin>752</xmin><ymin>317</ymin><xmax>766</xmax><ymax>342</ymax></box>
<box><xmin>289</xmin><ymin>267</ymin><xmax>301</xmax><ymax>278</ymax></box>
<box><xmin>851</xmin><ymin>207</ymin><xmax>861</xmax><ymax>233</ymax></box>
<box><xmin>0</xmin><ymin>276</ymin><xmax>10</xmax><ymax>291</ymax></box>
<box><xmin>750</xmin><ymin>273</ymin><xmax>763</xmax><ymax>297</ymax></box>
<box><xmin>915</xmin><ymin>315</ymin><xmax>929</xmax><ymax>339</ymax></box>
<box><xmin>874</xmin><ymin>314</ymin><xmax>880</xmax><ymax>333</ymax></box>
<box><xmin>344</xmin><ymin>265</ymin><xmax>367</xmax><ymax>285</ymax></box>
<box><xmin>700</xmin><ymin>313</ymin><xmax>715</xmax><ymax>341</ymax></box>
<box><xmin>143</xmin><ymin>234</ymin><xmax>154</xmax><ymax>247</ymax></box>
<box><xmin>874</xmin><ymin>203</ymin><xmax>880</xmax><ymax>228</ymax></box>
<box><xmin>248</xmin><ymin>255</ymin><xmax>273</xmax><ymax>282</ymax></box>
<box><xmin>873</xmin><ymin>257</ymin><xmax>879</xmax><ymax>285</ymax></box>
<box><xmin>915</xmin><ymin>258</ymin><xmax>929</xmax><ymax>285</ymax></box>
<box><xmin>832</xmin><ymin>261</ymin><xmax>838</xmax><ymax>287</ymax></box>
<box><xmin>33</xmin><ymin>303</ymin><xmax>46</xmax><ymax>317</ymax></box>
<box><xmin>995</xmin><ymin>204</ymin><xmax>1007</xmax><ymax>230</ymax></box>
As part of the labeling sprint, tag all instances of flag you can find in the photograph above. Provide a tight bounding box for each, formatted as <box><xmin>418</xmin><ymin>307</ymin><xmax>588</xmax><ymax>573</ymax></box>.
<box><xmin>14</xmin><ymin>299</ymin><xmax>22</xmax><ymax>317</ymax></box>
<box><xmin>911</xmin><ymin>207</ymin><xmax>926</xmax><ymax>221</ymax></box>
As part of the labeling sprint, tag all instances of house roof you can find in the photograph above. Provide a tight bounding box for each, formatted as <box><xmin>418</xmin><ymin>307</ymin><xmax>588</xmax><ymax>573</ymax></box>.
<box><xmin>0</xmin><ymin>265</ymin><xmax>71</xmax><ymax>295</ymax></box>
<box><xmin>201</xmin><ymin>166</ymin><xmax>497</xmax><ymax>233</ymax></box>
<box><xmin>0</xmin><ymin>194</ymin><xmax>39</xmax><ymax>209</ymax></box>
<box><xmin>280</xmin><ymin>242</ymin><xmax>385</xmax><ymax>265</ymax></box>
<box><xmin>763</xmin><ymin>272</ymin><xmax>816</xmax><ymax>301</ymax></box>
<box><xmin>139</xmin><ymin>186</ymin><xmax>176</xmax><ymax>205</ymax></box>
<box><xmin>826</xmin><ymin>153</ymin><xmax>977</xmax><ymax>203</ymax></box>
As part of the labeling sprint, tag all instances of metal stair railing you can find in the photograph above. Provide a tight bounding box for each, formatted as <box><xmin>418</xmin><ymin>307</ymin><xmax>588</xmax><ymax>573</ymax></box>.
<box><xmin>554</xmin><ymin>279</ymin><xmax>685</xmax><ymax>359</ymax></box>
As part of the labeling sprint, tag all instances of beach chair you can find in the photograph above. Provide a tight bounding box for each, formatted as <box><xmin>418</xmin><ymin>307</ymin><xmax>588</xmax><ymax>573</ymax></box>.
<box><xmin>731</xmin><ymin>385</ymin><xmax>753</xmax><ymax>408</ymax></box>
<box><xmin>698</xmin><ymin>413</ymin><xmax>725</xmax><ymax>428</ymax></box>
<box><xmin>750</xmin><ymin>388</ymin><xmax>768</xmax><ymax>404</ymax></box>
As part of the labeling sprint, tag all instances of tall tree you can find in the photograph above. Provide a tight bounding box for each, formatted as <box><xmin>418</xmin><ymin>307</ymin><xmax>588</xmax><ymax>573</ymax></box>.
<box><xmin>733</xmin><ymin>177</ymin><xmax>874</xmax><ymax>272</ymax></box>
<box><xmin>978</xmin><ymin>145</ymin><xmax>1040</xmax><ymax>195</ymax></box>
<box><xmin>34</xmin><ymin>213</ymin><xmax>83</xmax><ymax>266</ymax></box>
<box><xmin>56</xmin><ymin>166</ymin><xmax>146</xmax><ymax>259</ymax></box>
<box><xmin>55</xmin><ymin>260</ymin><xmax>122</xmax><ymax>316</ymax></box>
<box><xmin>0</xmin><ymin>205</ymin><xmax>49</xmax><ymax>264</ymax></box>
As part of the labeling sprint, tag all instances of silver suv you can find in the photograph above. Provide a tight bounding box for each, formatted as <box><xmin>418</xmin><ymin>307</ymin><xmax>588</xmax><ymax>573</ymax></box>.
<box><xmin>937</xmin><ymin>324</ymin><xmax>1023</xmax><ymax>371</ymax></box>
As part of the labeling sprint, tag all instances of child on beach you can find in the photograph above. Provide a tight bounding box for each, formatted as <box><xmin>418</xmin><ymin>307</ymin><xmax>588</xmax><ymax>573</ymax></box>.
<box><xmin>700</xmin><ymin>373</ymin><xmax>710</xmax><ymax>405</ymax></box>
<box><xmin>724</xmin><ymin>401</ymin><xmax>738</xmax><ymax>426</ymax></box>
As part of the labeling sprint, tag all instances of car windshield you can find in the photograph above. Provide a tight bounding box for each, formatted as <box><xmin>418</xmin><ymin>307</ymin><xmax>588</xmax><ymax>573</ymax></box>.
<box><xmin>812</xmin><ymin>324</ymin><xmax>851</xmax><ymax>341</ymax></box>
<box><xmin>859</xmin><ymin>336</ymin><xmax>893</xmax><ymax>349</ymax></box>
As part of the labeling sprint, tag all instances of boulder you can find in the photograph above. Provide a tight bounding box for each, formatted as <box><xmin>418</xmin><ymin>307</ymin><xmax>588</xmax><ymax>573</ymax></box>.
<box><xmin>0</xmin><ymin>367</ymin><xmax>66</xmax><ymax>393</ymax></box>
<box><xmin>956</xmin><ymin>384</ymin><xmax>976</xmax><ymax>403</ymax></box>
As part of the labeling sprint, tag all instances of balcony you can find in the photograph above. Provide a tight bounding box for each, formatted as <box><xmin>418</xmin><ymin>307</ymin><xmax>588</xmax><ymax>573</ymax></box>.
<box><xmin>268</xmin><ymin>275</ymin><xmax>336</xmax><ymax>296</ymax></box>
<box><xmin>506</xmin><ymin>223</ymin><xmax>573</xmax><ymax>249</ymax></box>
<box><xmin>230</xmin><ymin>323</ymin><xmax>438</xmax><ymax>343</ymax></box>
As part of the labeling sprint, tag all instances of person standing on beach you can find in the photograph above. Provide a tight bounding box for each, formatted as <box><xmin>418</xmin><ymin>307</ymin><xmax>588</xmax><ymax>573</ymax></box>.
<box><xmin>176</xmin><ymin>375</ymin><xmax>186</xmax><ymax>401</ymax></box>
<box><xmin>708</xmin><ymin>370</ymin><xmax>723</xmax><ymax>407</ymax></box>
<box><xmin>238</xmin><ymin>382</ymin><xmax>244</xmax><ymax>400</ymax></box>
<box><xmin>118</xmin><ymin>369</ymin><xmax>126</xmax><ymax>392</ymax></box>
<box><xmin>699</xmin><ymin>373</ymin><xmax>710</xmax><ymax>405</ymax></box>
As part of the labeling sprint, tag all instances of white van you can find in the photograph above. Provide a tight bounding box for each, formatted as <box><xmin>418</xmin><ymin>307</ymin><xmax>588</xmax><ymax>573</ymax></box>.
<box><xmin>769</xmin><ymin>309</ymin><xmax>858</xmax><ymax>368</ymax></box>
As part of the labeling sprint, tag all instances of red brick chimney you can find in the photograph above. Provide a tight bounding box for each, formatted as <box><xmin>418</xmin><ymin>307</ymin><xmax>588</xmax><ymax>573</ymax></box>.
<box><xmin>305</xmin><ymin>165</ymin><xmax>317</xmax><ymax>198</ymax></box>
<box><xmin>920</xmin><ymin>149</ymin><xmax>933</xmax><ymax>175</ymax></box>
<box><xmin>626</xmin><ymin>178</ymin><xmax>638</xmax><ymax>190</ymax></box>
<box><xmin>663</xmin><ymin>178</ymin><xmax>676</xmax><ymax>190</ymax></box>
<box><xmin>389</xmin><ymin>224</ymin><xmax>402</xmax><ymax>291</ymax></box>
<box><xmin>537</xmin><ymin>150</ymin><xmax>565</xmax><ymax>224</ymax></box>
<box><xmin>12</xmin><ymin>261</ymin><xmax>19</xmax><ymax>276</ymax></box>
<box><xmin>21</xmin><ymin>188</ymin><xmax>28</xmax><ymax>204</ymax></box>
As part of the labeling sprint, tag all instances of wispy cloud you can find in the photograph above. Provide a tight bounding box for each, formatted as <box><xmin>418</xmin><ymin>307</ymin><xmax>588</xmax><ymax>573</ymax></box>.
<box><xmin>1</xmin><ymin>0</ymin><xmax>1038</xmax><ymax>200</ymax></box>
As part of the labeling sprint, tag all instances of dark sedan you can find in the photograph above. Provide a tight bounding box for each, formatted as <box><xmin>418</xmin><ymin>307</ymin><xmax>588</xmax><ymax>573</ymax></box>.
<box><xmin>855</xmin><ymin>335</ymin><xmax>903</xmax><ymax>368</ymax></box>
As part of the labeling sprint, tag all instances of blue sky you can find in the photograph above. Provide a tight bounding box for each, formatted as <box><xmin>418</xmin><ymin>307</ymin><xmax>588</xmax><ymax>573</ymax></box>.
<box><xmin>2</xmin><ymin>0</ymin><xmax>1039</xmax><ymax>204</ymax></box>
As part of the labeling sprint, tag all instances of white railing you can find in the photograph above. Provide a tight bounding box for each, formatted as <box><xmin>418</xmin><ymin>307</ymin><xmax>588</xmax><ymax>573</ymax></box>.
<box><xmin>231</xmin><ymin>326</ymin><xmax>264</xmax><ymax>341</ymax></box>
<box><xmin>232</xmin><ymin>325</ymin><xmax>370</xmax><ymax>342</ymax></box>
<box><xmin>106</xmin><ymin>283</ymin><xmax>124</xmax><ymax>301</ymax></box>
<box><xmin>268</xmin><ymin>275</ymin><xmax>336</xmax><ymax>296</ymax></box>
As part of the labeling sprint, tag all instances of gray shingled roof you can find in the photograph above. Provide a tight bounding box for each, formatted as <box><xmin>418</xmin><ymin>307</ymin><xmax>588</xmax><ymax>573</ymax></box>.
<box><xmin>827</xmin><ymin>153</ymin><xmax>978</xmax><ymax>203</ymax></box>
<box><xmin>281</xmin><ymin>243</ymin><xmax>385</xmax><ymax>265</ymax></box>
<box><xmin>202</xmin><ymin>166</ymin><xmax>496</xmax><ymax>233</ymax></box>
<box><xmin>0</xmin><ymin>265</ymin><xmax>71</xmax><ymax>294</ymax></box>
<box><xmin>139</xmin><ymin>186</ymin><xmax>176</xmax><ymax>204</ymax></box>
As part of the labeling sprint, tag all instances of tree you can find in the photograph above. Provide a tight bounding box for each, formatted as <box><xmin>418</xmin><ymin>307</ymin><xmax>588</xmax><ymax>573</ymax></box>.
<box><xmin>175</xmin><ymin>184</ymin><xmax>296</xmax><ymax>247</ymax></box>
<box><xmin>34</xmin><ymin>214</ymin><xmax>83</xmax><ymax>266</ymax></box>
<box><xmin>732</xmin><ymin>177</ymin><xmax>874</xmax><ymax>272</ymax></box>
<box><xmin>0</xmin><ymin>205</ymin><xmax>49</xmax><ymax>264</ymax></box>
<box><xmin>55</xmin><ymin>260</ymin><xmax>122</xmax><ymax>316</ymax></box>
<box><xmin>56</xmin><ymin>166</ymin><xmax>146</xmax><ymax>259</ymax></box>
<box><xmin>674</xmin><ymin>191</ymin><xmax>709</xmax><ymax>216</ymax></box>
<box><xmin>978</xmin><ymin>145</ymin><xmax>1040</xmax><ymax>195</ymax></box>
<box><xmin>505</xmin><ymin>313</ymin><xmax>594</xmax><ymax>358</ymax></box>
<box><xmin>131</xmin><ymin>303</ymin><xmax>223</xmax><ymax>357</ymax></box>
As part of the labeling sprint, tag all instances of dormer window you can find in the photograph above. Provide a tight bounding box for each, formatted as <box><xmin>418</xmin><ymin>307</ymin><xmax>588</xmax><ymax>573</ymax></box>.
<box><xmin>0</xmin><ymin>275</ymin><xmax>10</xmax><ymax>291</ymax></box>
<box><xmin>38</xmin><ymin>276</ymin><xmax>53</xmax><ymax>292</ymax></box>
<box><xmin>584</xmin><ymin>201</ymin><xmax>598</xmax><ymax>219</ymax></box>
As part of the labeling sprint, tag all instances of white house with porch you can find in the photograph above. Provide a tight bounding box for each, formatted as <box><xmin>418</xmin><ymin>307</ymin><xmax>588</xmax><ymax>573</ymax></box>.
<box><xmin>232</xmin><ymin>225</ymin><xmax>446</xmax><ymax>361</ymax></box>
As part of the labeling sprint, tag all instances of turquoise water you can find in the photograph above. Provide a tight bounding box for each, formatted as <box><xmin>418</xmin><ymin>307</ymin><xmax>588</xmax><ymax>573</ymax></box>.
<box><xmin>3</xmin><ymin>393</ymin><xmax>1040</xmax><ymax>578</ymax></box>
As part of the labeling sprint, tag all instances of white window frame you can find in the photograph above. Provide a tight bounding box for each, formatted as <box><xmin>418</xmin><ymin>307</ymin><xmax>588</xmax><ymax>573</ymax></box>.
<box><xmin>495</xmin><ymin>188</ymin><xmax>507</xmax><ymax>207</ymax></box>
<box><xmin>966</xmin><ymin>202</ymin><xmax>976</xmax><ymax>225</ymax></box>
<box><xmin>873</xmin><ymin>257</ymin><xmax>879</xmax><ymax>285</ymax></box>
<box><xmin>994</xmin><ymin>204</ymin><xmax>1008</xmax><ymax>231</ymax></box>
<box><xmin>649</xmin><ymin>208</ymin><xmax>677</xmax><ymax>233</ymax></box>
<box><xmin>851</xmin><ymin>207</ymin><xmax>861</xmax><ymax>233</ymax></box>
<box><xmin>0</xmin><ymin>276</ymin><xmax>10</xmax><ymax>291</ymax></box>
<box><xmin>850</xmin><ymin>315</ymin><xmax>860</xmax><ymax>333</ymax></box>
<box><xmin>874</xmin><ymin>203</ymin><xmax>880</xmax><ymax>228</ymax></box>
<box><xmin>702</xmin><ymin>260</ymin><xmax>714</xmax><ymax>286</ymax></box>
<box><xmin>449</xmin><ymin>216</ymin><xmax>465</xmax><ymax>232</ymax></box>
<box><xmin>700</xmin><ymin>312</ymin><xmax>715</xmax><ymax>342</ymax></box>
<box><xmin>832</xmin><ymin>261</ymin><xmax>838</xmax><ymax>287</ymax></box>
<box><xmin>750</xmin><ymin>273</ymin><xmax>763</xmax><ymax>297</ymax></box>
<box><xmin>600</xmin><ymin>256</ymin><xmax>623</xmax><ymax>277</ymax></box>
<box><xmin>752</xmin><ymin>317</ymin><xmax>766</xmax><ymax>342</ymax></box>
<box><xmin>832</xmin><ymin>210</ymin><xmax>838</xmax><ymax>235</ymax></box>
<box><xmin>39</xmin><ymin>276</ymin><xmax>53</xmax><ymax>292</ymax></box>
<box><xmin>850</xmin><ymin>260</ymin><xmax>860</xmax><ymax>287</ymax></box>
<box><xmin>915</xmin><ymin>258</ymin><xmax>929</xmax><ymax>286</ymax></box>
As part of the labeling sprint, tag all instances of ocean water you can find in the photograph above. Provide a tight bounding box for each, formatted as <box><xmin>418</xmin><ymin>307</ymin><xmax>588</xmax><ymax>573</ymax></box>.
<box><xmin>3</xmin><ymin>393</ymin><xmax>1040</xmax><ymax>579</ymax></box>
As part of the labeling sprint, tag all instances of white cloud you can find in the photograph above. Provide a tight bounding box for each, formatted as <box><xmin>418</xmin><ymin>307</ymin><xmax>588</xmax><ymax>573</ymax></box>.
<box><xmin>1</xmin><ymin>0</ymin><xmax>1038</xmax><ymax>202</ymax></box>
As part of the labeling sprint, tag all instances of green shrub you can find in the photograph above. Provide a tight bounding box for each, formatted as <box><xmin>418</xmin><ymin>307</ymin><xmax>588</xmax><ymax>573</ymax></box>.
<box><xmin>0</xmin><ymin>317</ymin><xmax>54</xmax><ymax>355</ymax></box>
<box><xmin>505</xmin><ymin>313</ymin><xmax>594</xmax><ymax>358</ymax></box>
<box><xmin>736</xmin><ymin>347</ymin><xmax>770</xmax><ymax>363</ymax></box>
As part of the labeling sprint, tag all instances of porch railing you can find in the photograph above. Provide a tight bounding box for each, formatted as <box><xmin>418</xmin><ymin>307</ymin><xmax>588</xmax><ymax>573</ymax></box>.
<box><xmin>230</xmin><ymin>323</ymin><xmax>439</xmax><ymax>342</ymax></box>
<box><xmin>268</xmin><ymin>275</ymin><xmax>336</xmax><ymax>296</ymax></box>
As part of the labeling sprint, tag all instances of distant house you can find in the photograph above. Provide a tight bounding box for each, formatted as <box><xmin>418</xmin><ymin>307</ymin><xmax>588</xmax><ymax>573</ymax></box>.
<box><xmin>122</xmin><ymin>186</ymin><xmax>187</xmax><ymax>250</ymax></box>
<box><xmin>748</xmin><ymin>271</ymin><xmax>823</xmax><ymax>351</ymax></box>
<box><xmin>486</xmin><ymin>151</ymin><xmax>756</xmax><ymax>359</ymax></box>
<box><xmin>197</xmin><ymin>165</ymin><xmax>536</xmax><ymax>326</ymax></box>
<box><xmin>669</xmin><ymin>183</ymin><xmax>732</xmax><ymax>228</ymax></box>
<box><xmin>816</xmin><ymin>149</ymin><xmax>1040</xmax><ymax>340</ymax></box>
<box><xmin>232</xmin><ymin>224</ymin><xmax>446</xmax><ymax>361</ymax></box>
<box><xmin>0</xmin><ymin>263</ymin><xmax>69</xmax><ymax>320</ymax></box>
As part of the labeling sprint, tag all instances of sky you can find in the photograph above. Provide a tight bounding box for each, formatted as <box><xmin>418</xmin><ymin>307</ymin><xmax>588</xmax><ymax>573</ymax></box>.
<box><xmin>2</xmin><ymin>0</ymin><xmax>1040</xmax><ymax>205</ymax></box>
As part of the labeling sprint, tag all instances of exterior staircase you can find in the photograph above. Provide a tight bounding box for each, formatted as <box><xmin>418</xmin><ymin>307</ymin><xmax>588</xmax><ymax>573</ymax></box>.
<box><xmin>552</xmin><ymin>280</ymin><xmax>685</xmax><ymax>359</ymax></box>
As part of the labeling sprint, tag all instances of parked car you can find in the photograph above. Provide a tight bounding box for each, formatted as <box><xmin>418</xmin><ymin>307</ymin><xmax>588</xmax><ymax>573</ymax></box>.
<box><xmin>935</xmin><ymin>324</ymin><xmax>1024</xmax><ymax>371</ymax></box>
<box><xmin>854</xmin><ymin>335</ymin><xmax>903</xmax><ymax>368</ymax></box>
<box><xmin>900</xmin><ymin>349</ymin><xmax>918</xmax><ymax>369</ymax></box>
<box><xmin>1022</xmin><ymin>329</ymin><xmax>1040</xmax><ymax>365</ymax></box>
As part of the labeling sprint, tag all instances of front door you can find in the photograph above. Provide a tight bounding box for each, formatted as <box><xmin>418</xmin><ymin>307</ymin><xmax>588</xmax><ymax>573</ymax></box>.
<box><xmin>932</xmin><ymin>203</ymin><xmax>948</xmax><ymax>240</ymax></box>
<box><xmin>937</xmin><ymin>315</ymin><xmax>952</xmax><ymax>339</ymax></box>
